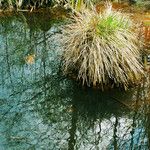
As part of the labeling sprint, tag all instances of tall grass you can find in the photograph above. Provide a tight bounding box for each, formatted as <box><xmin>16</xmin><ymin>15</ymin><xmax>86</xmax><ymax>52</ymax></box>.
<box><xmin>69</xmin><ymin>0</ymin><xmax>96</xmax><ymax>11</ymax></box>
<box><xmin>0</xmin><ymin>0</ymin><xmax>52</xmax><ymax>10</ymax></box>
<box><xmin>61</xmin><ymin>5</ymin><xmax>144</xmax><ymax>89</ymax></box>
<box><xmin>70</xmin><ymin>0</ymin><xmax>84</xmax><ymax>11</ymax></box>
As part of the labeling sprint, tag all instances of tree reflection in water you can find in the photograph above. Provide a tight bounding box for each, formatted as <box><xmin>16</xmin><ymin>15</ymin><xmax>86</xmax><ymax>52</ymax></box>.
<box><xmin>0</xmin><ymin>12</ymin><xmax>150</xmax><ymax>150</ymax></box>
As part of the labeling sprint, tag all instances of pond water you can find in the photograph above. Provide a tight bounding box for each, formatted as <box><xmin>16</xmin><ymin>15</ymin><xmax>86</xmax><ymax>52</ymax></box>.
<box><xmin>0</xmin><ymin>11</ymin><xmax>150</xmax><ymax>150</ymax></box>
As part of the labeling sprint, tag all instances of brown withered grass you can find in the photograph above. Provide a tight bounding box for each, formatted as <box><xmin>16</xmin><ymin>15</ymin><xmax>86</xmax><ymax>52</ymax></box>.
<box><xmin>61</xmin><ymin>5</ymin><xmax>144</xmax><ymax>89</ymax></box>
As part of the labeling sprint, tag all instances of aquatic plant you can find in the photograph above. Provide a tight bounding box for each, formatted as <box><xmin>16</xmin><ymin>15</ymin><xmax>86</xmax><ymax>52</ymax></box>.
<box><xmin>70</xmin><ymin>0</ymin><xmax>83</xmax><ymax>11</ymax></box>
<box><xmin>0</xmin><ymin>0</ymin><xmax>52</xmax><ymax>10</ymax></box>
<box><xmin>135</xmin><ymin>0</ymin><xmax>150</xmax><ymax>11</ymax></box>
<box><xmin>68</xmin><ymin>0</ymin><xmax>91</xmax><ymax>11</ymax></box>
<box><xmin>61</xmin><ymin>5</ymin><xmax>144</xmax><ymax>89</ymax></box>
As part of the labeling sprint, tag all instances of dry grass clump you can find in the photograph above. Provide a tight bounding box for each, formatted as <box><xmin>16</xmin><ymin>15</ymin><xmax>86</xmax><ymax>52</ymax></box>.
<box><xmin>61</xmin><ymin>5</ymin><xmax>144</xmax><ymax>89</ymax></box>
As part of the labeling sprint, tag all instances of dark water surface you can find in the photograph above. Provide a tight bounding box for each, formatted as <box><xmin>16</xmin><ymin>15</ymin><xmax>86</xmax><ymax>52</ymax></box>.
<box><xmin>0</xmin><ymin>11</ymin><xmax>150</xmax><ymax>150</ymax></box>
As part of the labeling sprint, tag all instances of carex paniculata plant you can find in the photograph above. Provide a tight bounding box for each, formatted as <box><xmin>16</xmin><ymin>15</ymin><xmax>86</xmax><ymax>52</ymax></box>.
<box><xmin>61</xmin><ymin>4</ymin><xmax>144</xmax><ymax>89</ymax></box>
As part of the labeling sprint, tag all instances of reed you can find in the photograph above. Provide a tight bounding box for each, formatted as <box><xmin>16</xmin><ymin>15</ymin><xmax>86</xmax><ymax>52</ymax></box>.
<box><xmin>61</xmin><ymin>5</ymin><xmax>144</xmax><ymax>89</ymax></box>
<box><xmin>69</xmin><ymin>0</ymin><xmax>98</xmax><ymax>11</ymax></box>
<box><xmin>0</xmin><ymin>0</ymin><xmax>52</xmax><ymax>10</ymax></box>
<box><xmin>70</xmin><ymin>0</ymin><xmax>84</xmax><ymax>11</ymax></box>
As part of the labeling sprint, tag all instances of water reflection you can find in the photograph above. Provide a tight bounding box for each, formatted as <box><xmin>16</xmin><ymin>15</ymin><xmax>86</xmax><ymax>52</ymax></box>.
<box><xmin>0</xmin><ymin>12</ymin><xmax>150</xmax><ymax>150</ymax></box>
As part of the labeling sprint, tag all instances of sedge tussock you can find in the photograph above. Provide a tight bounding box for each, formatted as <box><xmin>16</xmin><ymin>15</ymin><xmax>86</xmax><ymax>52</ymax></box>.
<box><xmin>61</xmin><ymin>6</ymin><xmax>144</xmax><ymax>89</ymax></box>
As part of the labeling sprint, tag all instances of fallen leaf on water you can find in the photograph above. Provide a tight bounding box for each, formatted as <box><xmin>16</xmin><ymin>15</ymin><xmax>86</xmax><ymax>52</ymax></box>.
<box><xmin>25</xmin><ymin>54</ymin><xmax>35</xmax><ymax>64</ymax></box>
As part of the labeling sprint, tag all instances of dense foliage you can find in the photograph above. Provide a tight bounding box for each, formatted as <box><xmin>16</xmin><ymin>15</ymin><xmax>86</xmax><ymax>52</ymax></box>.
<box><xmin>0</xmin><ymin>0</ymin><xmax>149</xmax><ymax>10</ymax></box>
<box><xmin>0</xmin><ymin>0</ymin><xmax>53</xmax><ymax>9</ymax></box>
